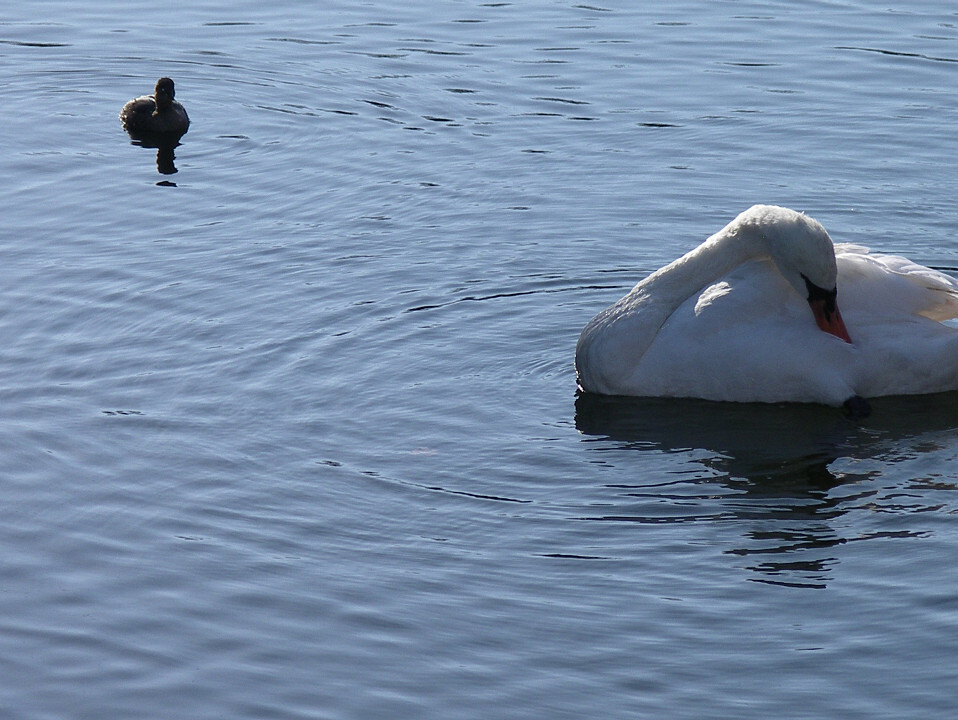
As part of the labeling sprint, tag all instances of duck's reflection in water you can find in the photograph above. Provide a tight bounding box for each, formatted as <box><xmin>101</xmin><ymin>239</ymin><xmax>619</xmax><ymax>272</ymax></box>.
<box><xmin>124</xmin><ymin>130</ymin><xmax>184</xmax><ymax>177</ymax></box>
<box><xmin>574</xmin><ymin>392</ymin><xmax>958</xmax><ymax>588</ymax></box>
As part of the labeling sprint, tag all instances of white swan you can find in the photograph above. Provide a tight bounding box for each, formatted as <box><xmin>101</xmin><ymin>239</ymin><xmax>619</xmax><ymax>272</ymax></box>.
<box><xmin>575</xmin><ymin>204</ymin><xmax>958</xmax><ymax>408</ymax></box>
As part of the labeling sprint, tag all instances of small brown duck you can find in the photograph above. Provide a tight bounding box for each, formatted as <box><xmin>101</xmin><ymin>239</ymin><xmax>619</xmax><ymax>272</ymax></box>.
<box><xmin>120</xmin><ymin>77</ymin><xmax>190</xmax><ymax>136</ymax></box>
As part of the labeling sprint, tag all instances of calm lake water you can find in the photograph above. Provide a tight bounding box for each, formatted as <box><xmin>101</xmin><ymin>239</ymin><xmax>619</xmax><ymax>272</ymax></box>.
<box><xmin>3</xmin><ymin>1</ymin><xmax>958</xmax><ymax>718</ymax></box>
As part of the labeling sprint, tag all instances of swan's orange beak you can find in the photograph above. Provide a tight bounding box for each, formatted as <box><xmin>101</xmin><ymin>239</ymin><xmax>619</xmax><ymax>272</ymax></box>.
<box><xmin>809</xmin><ymin>298</ymin><xmax>852</xmax><ymax>343</ymax></box>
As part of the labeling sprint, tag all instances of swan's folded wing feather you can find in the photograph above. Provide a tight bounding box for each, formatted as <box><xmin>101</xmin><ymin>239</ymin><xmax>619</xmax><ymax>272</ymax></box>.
<box><xmin>836</xmin><ymin>244</ymin><xmax>958</xmax><ymax>322</ymax></box>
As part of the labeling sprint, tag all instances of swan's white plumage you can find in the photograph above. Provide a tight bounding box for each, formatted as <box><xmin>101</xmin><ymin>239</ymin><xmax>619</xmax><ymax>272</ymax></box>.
<box><xmin>835</xmin><ymin>244</ymin><xmax>958</xmax><ymax>322</ymax></box>
<box><xmin>575</xmin><ymin>205</ymin><xmax>958</xmax><ymax>405</ymax></box>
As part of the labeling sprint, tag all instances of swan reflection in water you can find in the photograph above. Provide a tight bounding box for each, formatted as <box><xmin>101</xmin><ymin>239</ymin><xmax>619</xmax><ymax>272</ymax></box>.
<box><xmin>574</xmin><ymin>392</ymin><xmax>958</xmax><ymax>588</ymax></box>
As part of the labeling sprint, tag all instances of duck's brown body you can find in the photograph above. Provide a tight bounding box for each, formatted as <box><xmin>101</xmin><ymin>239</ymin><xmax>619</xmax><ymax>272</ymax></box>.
<box><xmin>120</xmin><ymin>77</ymin><xmax>189</xmax><ymax>136</ymax></box>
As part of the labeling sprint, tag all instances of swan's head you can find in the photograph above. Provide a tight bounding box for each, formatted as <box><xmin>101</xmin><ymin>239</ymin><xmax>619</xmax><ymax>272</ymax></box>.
<box><xmin>153</xmin><ymin>77</ymin><xmax>175</xmax><ymax>111</ymax></box>
<box><xmin>736</xmin><ymin>204</ymin><xmax>852</xmax><ymax>343</ymax></box>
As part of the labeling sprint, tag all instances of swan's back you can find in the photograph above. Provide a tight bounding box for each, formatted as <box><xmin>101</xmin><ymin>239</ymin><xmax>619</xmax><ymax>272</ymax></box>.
<box><xmin>836</xmin><ymin>244</ymin><xmax>958</xmax><ymax>322</ymax></box>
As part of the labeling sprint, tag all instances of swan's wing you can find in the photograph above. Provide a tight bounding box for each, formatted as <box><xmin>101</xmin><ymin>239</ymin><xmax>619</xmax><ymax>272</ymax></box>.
<box><xmin>836</xmin><ymin>244</ymin><xmax>958</xmax><ymax>322</ymax></box>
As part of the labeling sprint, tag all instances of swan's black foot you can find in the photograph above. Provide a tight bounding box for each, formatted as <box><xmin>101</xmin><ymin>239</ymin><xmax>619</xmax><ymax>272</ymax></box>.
<box><xmin>842</xmin><ymin>395</ymin><xmax>872</xmax><ymax>419</ymax></box>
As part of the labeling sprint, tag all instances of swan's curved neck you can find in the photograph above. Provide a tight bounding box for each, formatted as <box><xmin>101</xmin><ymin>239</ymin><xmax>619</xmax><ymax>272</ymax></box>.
<box><xmin>632</xmin><ymin>224</ymin><xmax>758</xmax><ymax>307</ymax></box>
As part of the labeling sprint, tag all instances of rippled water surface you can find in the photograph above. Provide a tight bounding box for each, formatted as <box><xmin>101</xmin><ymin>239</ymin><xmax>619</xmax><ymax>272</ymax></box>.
<box><xmin>4</xmin><ymin>1</ymin><xmax>958</xmax><ymax>718</ymax></box>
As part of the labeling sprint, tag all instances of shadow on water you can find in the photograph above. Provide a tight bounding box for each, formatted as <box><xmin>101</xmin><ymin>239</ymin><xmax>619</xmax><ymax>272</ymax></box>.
<box><xmin>574</xmin><ymin>392</ymin><xmax>958</xmax><ymax>588</ymax></box>
<box><xmin>125</xmin><ymin>129</ymin><xmax>184</xmax><ymax>177</ymax></box>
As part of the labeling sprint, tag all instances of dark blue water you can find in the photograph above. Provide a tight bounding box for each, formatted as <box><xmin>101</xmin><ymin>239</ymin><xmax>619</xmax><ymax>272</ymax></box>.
<box><xmin>4</xmin><ymin>1</ymin><xmax>958</xmax><ymax>718</ymax></box>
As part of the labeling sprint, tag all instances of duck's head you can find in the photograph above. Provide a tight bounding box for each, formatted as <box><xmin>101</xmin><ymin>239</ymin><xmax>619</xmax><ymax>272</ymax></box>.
<box><xmin>153</xmin><ymin>77</ymin><xmax>176</xmax><ymax>111</ymax></box>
